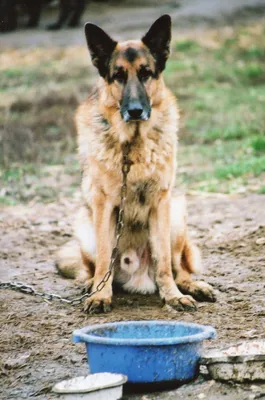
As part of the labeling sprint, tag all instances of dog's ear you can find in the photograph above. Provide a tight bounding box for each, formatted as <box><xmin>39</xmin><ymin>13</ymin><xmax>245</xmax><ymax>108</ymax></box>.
<box><xmin>142</xmin><ymin>14</ymin><xmax>171</xmax><ymax>74</ymax></box>
<box><xmin>84</xmin><ymin>23</ymin><xmax>117</xmax><ymax>78</ymax></box>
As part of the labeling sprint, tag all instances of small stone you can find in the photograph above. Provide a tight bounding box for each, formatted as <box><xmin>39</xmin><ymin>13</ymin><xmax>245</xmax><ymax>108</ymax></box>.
<box><xmin>250</xmin><ymin>385</ymin><xmax>260</xmax><ymax>392</ymax></box>
<box><xmin>198</xmin><ymin>394</ymin><xmax>206</xmax><ymax>399</ymax></box>
<box><xmin>240</xmin><ymin>329</ymin><xmax>258</xmax><ymax>339</ymax></box>
<box><xmin>4</xmin><ymin>353</ymin><xmax>31</xmax><ymax>369</ymax></box>
<box><xmin>256</xmin><ymin>237</ymin><xmax>265</xmax><ymax>245</ymax></box>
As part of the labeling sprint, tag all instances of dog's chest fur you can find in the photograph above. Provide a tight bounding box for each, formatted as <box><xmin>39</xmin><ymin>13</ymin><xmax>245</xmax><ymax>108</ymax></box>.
<box><xmin>76</xmin><ymin>87</ymin><xmax>179</xmax><ymax>251</ymax></box>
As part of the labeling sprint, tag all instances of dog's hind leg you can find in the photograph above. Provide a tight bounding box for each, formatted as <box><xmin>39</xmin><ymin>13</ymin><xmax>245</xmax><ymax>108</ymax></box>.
<box><xmin>56</xmin><ymin>206</ymin><xmax>95</xmax><ymax>290</ymax></box>
<box><xmin>170</xmin><ymin>195</ymin><xmax>216</xmax><ymax>303</ymax></box>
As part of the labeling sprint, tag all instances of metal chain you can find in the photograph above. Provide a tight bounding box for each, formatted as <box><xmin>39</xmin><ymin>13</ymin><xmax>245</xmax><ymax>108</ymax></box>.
<box><xmin>0</xmin><ymin>142</ymin><xmax>133</xmax><ymax>306</ymax></box>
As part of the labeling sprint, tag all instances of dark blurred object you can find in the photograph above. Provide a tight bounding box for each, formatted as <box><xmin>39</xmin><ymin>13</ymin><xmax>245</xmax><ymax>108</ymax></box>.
<box><xmin>0</xmin><ymin>0</ymin><xmax>17</xmax><ymax>32</ymax></box>
<box><xmin>0</xmin><ymin>0</ymin><xmax>45</xmax><ymax>32</ymax></box>
<box><xmin>0</xmin><ymin>0</ymin><xmax>92</xmax><ymax>32</ymax></box>
<box><xmin>47</xmin><ymin>0</ymin><xmax>86</xmax><ymax>30</ymax></box>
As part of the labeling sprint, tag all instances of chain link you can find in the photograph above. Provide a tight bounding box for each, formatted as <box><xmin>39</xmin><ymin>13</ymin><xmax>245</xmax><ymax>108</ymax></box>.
<box><xmin>0</xmin><ymin>142</ymin><xmax>133</xmax><ymax>306</ymax></box>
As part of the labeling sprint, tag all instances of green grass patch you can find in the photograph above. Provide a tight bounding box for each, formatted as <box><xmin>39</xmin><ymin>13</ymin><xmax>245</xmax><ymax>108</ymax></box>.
<box><xmin>203</xmin><ymin>125</ymin><xmax>251</xmax><ymax>142</ymax></box>
<box><xmin>214</xmin><ymin>156</ymin><xmax>265</xmax><ymax>179</ymax></box>
<box><xmin>178</xmin><ymin>138</ymin><xmax>265</xmax><ymax>193</ymax></box>
<box><xmin>240</xmin><ymin>46</ymin><xmax>265</xmax><ymax>60</ymax></box>
<box><xmin>236</xmin><ymin>63</ymin><xmax>265</xmax><ymax>84</ymax></box>
<box><xmin>175</xmin><ymin>40</ymin><xmax>200</xmax><ymax>52</ymax></box>
<box><xmin>250</xmin><ymin>135</ymin><xmax>265</xmax><ymax>153</ymax></box>
<box><xmin>258</xmin><ymin>186</ymin><xmax>265</xmax><ymax>194</ymax></box>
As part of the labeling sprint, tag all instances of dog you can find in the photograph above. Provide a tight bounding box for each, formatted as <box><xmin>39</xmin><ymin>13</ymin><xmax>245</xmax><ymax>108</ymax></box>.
<box><xmin>56</xmin><ymin>14</ymin><xmax>216</xmax><ymax>314</ymax></box>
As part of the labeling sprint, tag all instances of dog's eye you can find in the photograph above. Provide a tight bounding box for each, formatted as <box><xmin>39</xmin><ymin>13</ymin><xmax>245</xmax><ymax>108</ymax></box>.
<box><xmin>113</xmin><ymin>70</ymin><xmax>127</xmax><ymax>84</ymax></box>
<box><xmin>138</xmin><ymin>68</ymin><xmax>152</xmax><ymax>82</ymax></box>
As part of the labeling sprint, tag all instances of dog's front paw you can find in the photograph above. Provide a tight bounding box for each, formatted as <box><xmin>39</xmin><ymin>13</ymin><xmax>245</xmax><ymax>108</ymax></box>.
<box><xmin>167</xmin><ymin>295</ymin><xmax>197</xmax><ymax>311</ymax></box>
<box><xmin>84</xmin><ymin>296</ymin><xmax>112</xmax><ymax>314</ymax></box>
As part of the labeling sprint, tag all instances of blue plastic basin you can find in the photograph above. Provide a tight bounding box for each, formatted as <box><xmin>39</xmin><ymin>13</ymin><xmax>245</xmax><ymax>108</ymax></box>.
<box><xmin>73</xmin><ymin>320</ymin><xmax>216</xmax><ymax>383</ymax></box>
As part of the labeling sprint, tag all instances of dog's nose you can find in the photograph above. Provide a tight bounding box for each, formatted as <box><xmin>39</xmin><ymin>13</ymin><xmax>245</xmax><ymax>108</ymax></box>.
<box><xmin>124</xmin><ymin>257</ymin><xmax>130</xmax><ymax>265</ymax></box>
<box><xmin>127</xmin><ymin>105</ymin><xmax>143</xmax><ymax>120</ymax></box>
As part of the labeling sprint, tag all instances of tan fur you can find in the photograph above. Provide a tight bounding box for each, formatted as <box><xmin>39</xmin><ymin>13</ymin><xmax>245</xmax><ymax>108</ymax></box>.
<box><xmin>56</xmin><ymin>20</ymin><xmax>216</xmax><ymax>313</ymax></box>
<box><xmin>57</xmin><ymin>196</ymin><xmax>201</xmax><ymax>294</ymax></box>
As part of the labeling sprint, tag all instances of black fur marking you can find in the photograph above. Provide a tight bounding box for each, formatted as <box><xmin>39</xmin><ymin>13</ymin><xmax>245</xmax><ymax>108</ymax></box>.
<box><xmin>153</xmin><ymin>126</ymin><xmax>163</xmax><ymax>133</ymax></box>
<box><xmin>100</xmin><ymin>116</ymin><xmax>110</xmax><ymax>127</ymax></box>
<box><xmin>138</xmin><ymin>65</ymin><xmax>154</xmax><ymax>82</ymax></box>
<box><xmin>138</xmin><ymin>190</ymin><xmax>146</xmax><ymax>205</ymax></box>
<box><xmin>111</xmin><ymin>67</ymin><xmax>128</xmax><ymax>84</ymax></box>
<box><xmin>136</xmin><ymin>182</ymin><xmax>149</xmax><ymax>205</ymax></box>
<box><xmin>104</xmin><ymin>134</ymin><xmax>117</xmax><ymax>151</ymax></box>
<box><xmin>107</xmin><ymin>73</ymin><xmax>115</xmax><ymax>84</ymax></box>
<box><xmin>135</xmin><ymin>181</ymin><xmax>151</xmax><ymax>205</ymax></box>
<box><xmin>127</xmin><ymin>220</ymin><xmax>148</xmax><ymax>232</ymax></box>
<box><xmin>114</xmin><ymin>206</ymin><xmax>120</xmax><ymax>224</ymax></box>
<box><xmin>124</xmin><ymin>47</ymin><xmax>139</xmax><ymax>63</ymax></box>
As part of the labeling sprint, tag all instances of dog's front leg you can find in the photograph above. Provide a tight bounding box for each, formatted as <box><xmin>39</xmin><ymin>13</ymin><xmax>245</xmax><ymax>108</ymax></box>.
<box><xmin>150</xmin><ymin>192</ymin><xmax>197</xmax><ymax>311</ymax></box>
<box><xmin>83</xmin><ymin>192</ymin><xmax>115</xmax><ymax>314</ymax></box>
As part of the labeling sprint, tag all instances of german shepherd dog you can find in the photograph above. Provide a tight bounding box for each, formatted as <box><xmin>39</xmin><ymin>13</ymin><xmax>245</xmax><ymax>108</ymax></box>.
<box><xmin>56</xmin><ymin>15</ymin><xmax>216</xmax><ymax>314</ymax></box>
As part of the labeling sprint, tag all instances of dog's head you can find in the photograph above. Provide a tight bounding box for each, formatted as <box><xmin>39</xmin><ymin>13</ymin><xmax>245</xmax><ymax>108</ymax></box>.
<box><xmin>84</xmin><ymin>15</ymin><xmax>171</xmax><ymax>122</ymax></box>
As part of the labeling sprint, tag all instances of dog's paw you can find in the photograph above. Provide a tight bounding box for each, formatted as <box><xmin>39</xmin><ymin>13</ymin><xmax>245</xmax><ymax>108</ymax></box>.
<box><xmin>83</xmin><ymin>296</ymin><xmax>112</xmax><ymax>314</ymax></box>
<box><xmin>178</xmin><ymin>280</ymin><xmax>216</xmax><ymax>303</ymax></box>
<box><xmin>167</xmin><ymin>295</ymin><xmax>197</xmax><ymax>311</ymax></box>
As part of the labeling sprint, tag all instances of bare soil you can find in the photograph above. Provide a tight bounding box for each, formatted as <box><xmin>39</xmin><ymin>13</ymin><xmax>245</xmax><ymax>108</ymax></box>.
<box><xmin>1</xmin><ymin>193</ymin><xmax>265</xmax><ymax>399</ymax></box>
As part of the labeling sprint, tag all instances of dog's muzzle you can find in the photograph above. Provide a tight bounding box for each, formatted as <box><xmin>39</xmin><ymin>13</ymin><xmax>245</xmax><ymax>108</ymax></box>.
<box><xmin>121</xmin><ymin>101</ymin><xmax>151</xmax><ymax>122</ymax></box>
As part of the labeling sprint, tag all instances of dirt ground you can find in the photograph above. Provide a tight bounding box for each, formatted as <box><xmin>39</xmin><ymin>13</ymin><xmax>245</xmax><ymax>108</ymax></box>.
<box><xmin>1</xmin><ymin>193</ymin><xmax>265</xmax><ymax>399</ymax></box>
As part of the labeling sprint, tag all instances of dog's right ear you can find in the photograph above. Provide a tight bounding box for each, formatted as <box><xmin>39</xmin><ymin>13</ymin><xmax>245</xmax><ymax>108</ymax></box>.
<box><xmin>142</xmin><ymin>15</ymin><xmax>171</xmax><ymax>74</ymax></box>
<box><xmin>85</xmin><ymin>23</ymin><xmax>117</xmax><ymax>78</ymax></box>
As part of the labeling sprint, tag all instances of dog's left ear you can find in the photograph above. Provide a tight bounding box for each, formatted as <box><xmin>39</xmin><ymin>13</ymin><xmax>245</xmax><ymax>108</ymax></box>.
<box><xmin>85</xmin><ymin>23</ymin><xmax>117</xmax><ymax>78</ymax></box>
<box><xmin>142</xmin><ymin>14</ymin><xmax>171</xmax><ymax>74</ymax></box>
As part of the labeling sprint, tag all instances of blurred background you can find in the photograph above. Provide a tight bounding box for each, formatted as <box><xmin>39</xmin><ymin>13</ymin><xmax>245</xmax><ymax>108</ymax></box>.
<box><xmin>1</xmin><ymin>0</ymin><xmax>265</xmax><ymax>205</ymax></box>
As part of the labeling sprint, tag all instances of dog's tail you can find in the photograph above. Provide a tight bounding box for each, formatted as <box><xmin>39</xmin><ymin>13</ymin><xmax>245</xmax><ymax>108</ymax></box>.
<box><xmin>182</xmin><ymin>238</ymin><xmax>202</xmax><ymax>275</ymax></box>
<box><xmin>55</xmin><ymin>240</ymin><xmax>89</xmax><ymax>282</ymax></box>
